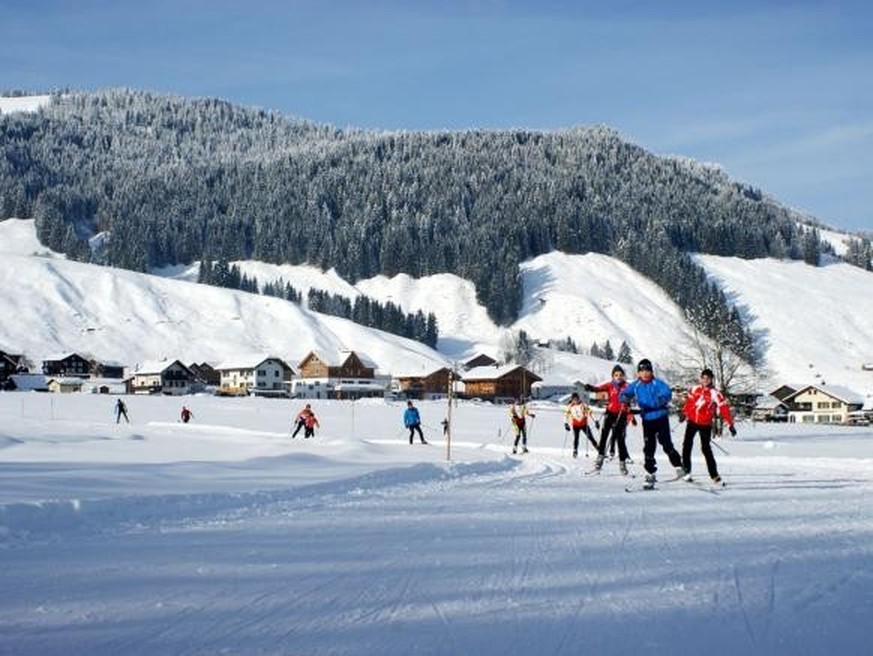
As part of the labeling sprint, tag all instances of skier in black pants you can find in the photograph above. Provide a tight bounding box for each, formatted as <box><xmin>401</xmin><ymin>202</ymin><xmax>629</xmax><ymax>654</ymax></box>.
<box><xmin>586</xmin><ymin>364</ymin><xmax>636</xmax><ymax>474</ymax></box>
<box><xmin>619</xmin><ymin>359</ymin><xmax>685</xmax><ymax>488</ymax></box>
<box><xmin>115</xmin><ymin>398</ymin><xmax>129</xmax><ymax>424</ymax></box>
<box><xmin>403</xmin><ymin>401</ymin><xmax>428</xmax><ymax>445</ymax></box>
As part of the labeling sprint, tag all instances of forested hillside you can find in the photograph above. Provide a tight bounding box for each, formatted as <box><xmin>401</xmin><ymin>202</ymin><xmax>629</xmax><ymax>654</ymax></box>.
<box><xmin>0</xmin><ymin>90</ymin><xmax>828</xmax><ymax>359</ymax></box>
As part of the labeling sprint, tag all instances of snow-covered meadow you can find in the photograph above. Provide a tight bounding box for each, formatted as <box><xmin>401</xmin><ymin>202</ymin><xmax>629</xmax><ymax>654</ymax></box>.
<box><xmin>1</xmin><ymin>393</ymin><xmax>872</xmax><ymax>655</ymax></box>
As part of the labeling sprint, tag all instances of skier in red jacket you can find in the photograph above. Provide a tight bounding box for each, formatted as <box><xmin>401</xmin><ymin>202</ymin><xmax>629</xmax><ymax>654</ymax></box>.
<box><xmin>585</xmin><ymin>364</ymin><xmax>637</xmax><ymax>474</ymax></box>
<box><xmin>680</xmin><ymin>368</ymin><xmax>736</xmax><ymax>485</ymax></box>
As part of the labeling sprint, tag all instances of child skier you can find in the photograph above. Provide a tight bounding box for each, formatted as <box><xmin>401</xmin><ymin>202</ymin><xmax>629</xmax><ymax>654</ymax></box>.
<box><xmin>291</xmin><ymin>404</ymin><xmax>314</xmax><ymax>438</ymax></box>
<box><xmin>509</xmin><ymin>398</ymin><xmax>535</xmax><ymax>454</ymax></box>
<box><xmin>403</xmin><ymin>401</ymin><xmax>428</xmax><ymax>445</ymax></box>
<box><xmin>563</xmin><ymin>392</ymin><xmax>598</xmax><ymax>458</ymax></box>
<box><xmin>180</xmin><ymin>406</ymin><xmax>193</xmax><ymax>423</ymax></box>
<box><xmin>679</xmin><ymin>368</ymin><xmax>736</xmax><ymax>486</ymax></box>
<box><xmin>303</xmin><ymin>409</ymin><xmax>320</xmax><ymax>438</ymax></box>
<box><xmin>586</xmin><ymin>364</ymin><xmax>636</xmax><ymax>475</ymax></box>
<box><xmin>619</xmin><ymin>359</ymin><xmax>685</xmax><ymax>489</ymax></box>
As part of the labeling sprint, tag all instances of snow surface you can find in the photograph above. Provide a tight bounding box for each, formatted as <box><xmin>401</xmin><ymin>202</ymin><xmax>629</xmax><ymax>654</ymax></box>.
<box><xmin>0</xmin><ymin>94</ymin><xmax>51</xmax><ymax>114</ymax></box>
<box><xmin>1</xmin><ymin>393</ymin><xmax>872</xmax><ymax>655</ymax></box>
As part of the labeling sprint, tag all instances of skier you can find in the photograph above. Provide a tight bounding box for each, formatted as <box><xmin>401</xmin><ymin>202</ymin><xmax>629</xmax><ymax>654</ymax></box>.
<box><xmin>303</xmin><ymin>409</ymin><xmax>320</xmax><ymax>438</ymax></box>
<box><xmin>403</xmin><ymin>400</ymin><xmax>428</xmax><ymax>445</ymax></box>
<box><xmin>180</xmin><ymin>406</ymin><xmax>193</xmax><ymax>423</ymax></box>
<box><xmin>291</xmin><ymin>404</ymin><xmax>314</xmax><ymax>438</ymax></box>
<box><xmin>563</xmin><ymin>392</ymin><xmax>598</xmax><ymax>458</ymax></box>
<box><xmin>586</xmin><ymin>364</ymin><xmax>637</xmax><ymax>475</ymax></box>
<box><xmin>679</xmin><ymin>368</ymin><xmax>736</xmax><ymax>486</ymax></box>
<box><xmin>509</xmin><ymin>397</ymin><xmax>535</xmax><ymax>454</ymax></box>
<box><xmin>619</xmin><ymin>359</ymin><xmax>685</xmax><ymax>489</ymax></box>
<box><xmin>115</xmin><ymin>398</ymin><xmax>129</xmax><ymax>424</ymax></box>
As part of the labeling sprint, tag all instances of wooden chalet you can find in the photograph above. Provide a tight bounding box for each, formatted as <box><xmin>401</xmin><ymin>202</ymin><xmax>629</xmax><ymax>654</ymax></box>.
<box><xmin>42</xmin><ymin>353</ymin><xmax>92</xmax><ymax>378</ymax></box>
<box><xmin>464</xmin><ymin>353</ymin><xmax>498</xmax><ymax>370</ymax></box>
<box><xmin>461</xmin><ymin>364</ymin><xmax>542</xmax><ymax>402</ymax></box>
<box><xmin>294</xmin><ymin>350</ymin><xmax>387</xmax><ymax>400</ymax></box>
<box><xmin>189</xmin><ymin>362</ymin><xmax>221</xmax><ymax>386</ymax></box>
<box><xmin>0</xmin><ymin>350</ymin><xmax>25</xmax><ymax>386</ymax></box>
<box><xmin>394</xmin><ymin>367</ymin><xmax>453</xmax><ymax>400</ymax></box>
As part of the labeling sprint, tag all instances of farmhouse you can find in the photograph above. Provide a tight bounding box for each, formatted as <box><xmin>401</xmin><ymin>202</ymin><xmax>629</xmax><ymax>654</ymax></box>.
<box><xmin>394</xmin><ymin>367</ymin><xmax>453</xmax><ymax>400</ymax></box>
<box><xmin>42</xmin><ymin>353</ymin><xmax>92</xmax><ymax>378</ymax></box>
<box><xmin>131</xmin><ymin>360</ymin><xmax>197</xmax><ymax>395</ymax></box>
<box><xmin>293</xmin><ymin>350</ymin><xmax>388</xmax><ymax>399</ymax></box>
<box><xmin>215</xmin><ymin>357</ymin><xmax>294</xmax><ymax>397</ymax></box>
<box><xmin>462</xmin><ymin>364</ymin><xmax>542</xmax><ymax>402</ymax></box>
<box><xmin>783</xmin><ymin>384</ymin><xmax>864</xmax><ymax>424</ymax></box>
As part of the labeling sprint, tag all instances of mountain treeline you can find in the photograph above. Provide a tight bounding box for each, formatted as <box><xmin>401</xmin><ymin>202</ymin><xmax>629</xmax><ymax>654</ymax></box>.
<box><xmin>0</xmin><ymin>89</ymin><xmax>837</xmax><ymax>359</ymax></box>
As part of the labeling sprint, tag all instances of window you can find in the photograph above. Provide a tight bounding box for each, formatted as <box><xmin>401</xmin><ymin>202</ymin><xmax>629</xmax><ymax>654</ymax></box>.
<box><xmin>831</xmin><ymin>402</ymin><xmax>841</xmax><ymax>409</ymax></box>
<box><xmin>802</xmin><ymin>415</ymin><xmax>814</xmax><ymax>423</ymax></box>
<box><xmin>816</xmin><ymin>402</ymin><xmax>829</xmax><ymax>409</ymax></box>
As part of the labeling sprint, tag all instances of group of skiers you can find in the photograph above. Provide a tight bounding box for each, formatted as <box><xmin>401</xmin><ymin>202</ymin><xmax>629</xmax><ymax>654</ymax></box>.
<box><xmin>503</xmin><ymin>358</ymin><xmax>736</xmax><ymax>489</ymax></box>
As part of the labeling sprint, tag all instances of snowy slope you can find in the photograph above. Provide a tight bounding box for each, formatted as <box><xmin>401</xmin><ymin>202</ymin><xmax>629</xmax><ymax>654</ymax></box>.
<box><xmin>0</xmin><ymin>94</ymin><xmax>51</xmax><ymax>114</ymax></box>
<box><xmin>0</xmin><ymin>219</ymin><xmax>449</xmax><ymax>373</ymax></box>
<box><xmin>696</xmin><ymin>255</ymin><xmax>873</xmax><ymax>398</ymax></box>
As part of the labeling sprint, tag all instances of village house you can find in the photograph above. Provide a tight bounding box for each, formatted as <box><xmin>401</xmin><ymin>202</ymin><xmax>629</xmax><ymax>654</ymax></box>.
<box><xmin>8</xmin><ymin>373</ymin><xmax>49</xmax><ymax>392</ymax></box>
<box><xmin>394</xmin><ymin>367</ymin><xmax>453</xmax><ymax>400</ymax></box>
<box><xmin>189</xmin><ymin>362</ymin><xmax>221</xmax><ymax>387</ymax></box>
<box><xmin>92</xmin><ymin>360</ymin><xmax>126</xmax><ymax>379</ymax></box>
<box><xmin>130</xmin><ymin>360</ymin><xmax>198</xmax><ymax>395</ymax></box>
<box><xmin>47</xmin><ymin>377</ymin><xmax>86</xmax><ymax>394</ymax></box>
<box><xmin>0</xmin><ymin>350</ymin><xmax>26</xmax><ymax>387</ymax></box>
<box><xmin>42</xmin><ymin>353</ymin><xmax>92</xmax><ymax>378</ymax></box>
<box><xmin>752</xmin><ymin>394</ymin><xmax>790</xmax><ymax>422</ymax></box>
<box><xmin>293</xmin><ymin>350</ymin><xmax>388</xmax><ymax>400</ymax></box>
<box><xmin>215</xmin><ymin>357</ymin><xmax>295</xmax><ymax>397</ymax></box>
<box><xmin>783</xmin><ymin>384</ymin><xmax>865</xmax><ymax>424</ymax></box>
<box><xmin>464</xmin><ymin>353</ymin><xmax>498</xmax><ymax>370</ymax></box>
<box><xmin>461</xmin><ymin>364</ymin><xmax>543</xmax><ymax>402</ymax></box>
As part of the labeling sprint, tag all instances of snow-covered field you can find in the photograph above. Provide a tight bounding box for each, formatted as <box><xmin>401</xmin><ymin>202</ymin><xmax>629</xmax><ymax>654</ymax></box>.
<box><xmin>2</xmin><ymin>393</ymin><xmax>871</xmax><ymax>655</ymax></box>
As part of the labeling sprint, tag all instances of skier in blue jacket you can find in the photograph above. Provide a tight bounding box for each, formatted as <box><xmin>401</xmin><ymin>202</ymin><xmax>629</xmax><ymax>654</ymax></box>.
<box><xmin>403</xmin><ymin>401</ymin><xmax>428</xmax><ymax>445</ymax></box>
<box><xmin>619</xmin><ymin>358</ymin><xmax>685</xmax><ymax>488</ymax></box>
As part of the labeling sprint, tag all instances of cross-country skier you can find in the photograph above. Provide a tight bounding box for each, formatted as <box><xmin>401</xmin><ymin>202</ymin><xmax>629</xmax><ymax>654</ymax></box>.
<box><xmin>291</xmin><ymin>404</ymin><xmax>314</xmax><ymax>438</ymax></box>
<box><xmin>563</xmin><ymin>392</ymin><xmax>598</xmax><ymax>458</ymax></box>
<box><xmin>509</xmin><ymin>397</ymin><xmax>535</xmax><ymax>454</ymax></box>
<box><xmin>679</xmin><ymin>368</ymin><xmax>735</xmax><ymax>486</ymax></box>
<box><xmin>180</xmin><ymin>406</ymin><xmax>193</xmax><ymax>423</ymax></box>
<box><xmin>403</xmin><ymin>401</ymin><xmax>428</xmax><ymax>445</ymax></box>
<box><xmin>586</xmin><ymin>364</ymin><xmax>637</xmax><ymax>474</ymax></box>
<box><xmin>303</xmin><ymin>409</ymin><xmax>320</xmax><ymax>438</ymax></box>
<box><xmin>115</xmin><ymin>398</ymin><xmax>129</xmax><ymax>424</ymax></box>
<box><xmin>619</xmin><ymin>359</ymin><xmax>685</xmax><ymax>489</ymax></box>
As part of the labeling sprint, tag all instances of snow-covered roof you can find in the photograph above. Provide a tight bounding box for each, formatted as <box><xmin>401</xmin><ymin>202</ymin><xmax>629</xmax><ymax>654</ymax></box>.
<box><xmin>9</xmin><ymin>374</ymin><xmax>49</xmax><ymax>390</ymax></box>
<box><xmin>754</xmin><ymin>394</ymin><xmax>788</xmax><ymax>410</ymax></box>
<box><xmin>48</xmin><ymin>377</ymin><xmax>85</xmax><ymax>386</ymax></box>
<box><xmin>214</xmin><ymin>356</ymin><xmax>293</xmax><ymax>372</ymax></box>
<box><xmin>133</xmin><ymin>360</ymin><xmax>189</xmax><ymax>375</ymax></box>
<box><xmin>784</xmin><ymin>384</ymin><xmax>865</xmax><ymax>406</ymax></box>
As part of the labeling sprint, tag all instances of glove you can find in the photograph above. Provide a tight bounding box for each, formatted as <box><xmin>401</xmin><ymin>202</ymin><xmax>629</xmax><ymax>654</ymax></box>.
<box><xmin>678</xmin><ymin>413</ymin><xmax>686</xmax><ymax>423</ymax></box>
<box><xmin>595</xmin><ymin>420</ymin><xmax>600</xmax><ymax>430</ymax></box>
<box><xmin>729</xmin><ymin>425</ymin><xmax>737</xmax><ymax>436</ymax></box>
<box><xmin>564</xmin><ymin>423</ymin><xmax>570</xmax><ymax>432</ymax></box>
<box><xmin>584</xmin><ymin>383</ymin><xmax>596</xmax><ymax>392</ymax></box>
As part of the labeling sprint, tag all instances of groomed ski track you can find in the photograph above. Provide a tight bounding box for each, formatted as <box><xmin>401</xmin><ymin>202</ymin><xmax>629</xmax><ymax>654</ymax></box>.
<box><xmin>1</xmin><ymin>396</ymin><xmax>872</xmax><ymax>655</ymax></box>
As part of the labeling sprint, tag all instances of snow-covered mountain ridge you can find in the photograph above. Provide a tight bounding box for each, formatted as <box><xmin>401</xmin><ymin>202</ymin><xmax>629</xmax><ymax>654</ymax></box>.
<box><xmin>3</xmin><ymin>218</ymin><xmax>872</xmax><ymax>400</ymax></box>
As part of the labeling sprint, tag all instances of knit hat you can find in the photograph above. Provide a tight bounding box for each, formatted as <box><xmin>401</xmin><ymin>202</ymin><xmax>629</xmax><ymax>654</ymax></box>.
<box><xmin>637</xmin><ymin>358</ymin><xmax>653</xmax><ymax>372</ymax></box>
<box><xmin>612</xmin><ymin>364</ymin><xmax>626</xmax><ymax>376</ymax></box>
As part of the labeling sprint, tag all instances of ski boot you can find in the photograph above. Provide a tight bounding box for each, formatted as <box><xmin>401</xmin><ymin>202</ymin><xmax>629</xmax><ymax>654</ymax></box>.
<box><xmin>522</xmin><ymin>446</ymin><xmax>529</xmax><ymax>454</ymax></box>
<box><xmin>712</xmin><ymin>475</ymin><xmax>725</xmax><ymax>487</ymax></box>
<box><xmin>594</xmin><ymin>454</ymin><xmax>604</xmax><ymax>471</ymax></box>
<box><xmin>572</xmin><ymin>449</ymin><xmax>578</xmax><ymax>458</ymax></box>
<box><xmin>619</xmin><ymin>460</ymin><xmax>628</xmax><ymax>476</ymax></box>
<box><xmin>643</xmin><ymin>473</ymin><xmax>656</xmax><ymax>490</ymax></box>
<box><xmin>512</xmin><ymin>447</ymin><xmax>517</xmax><ymax>454</ymax></box>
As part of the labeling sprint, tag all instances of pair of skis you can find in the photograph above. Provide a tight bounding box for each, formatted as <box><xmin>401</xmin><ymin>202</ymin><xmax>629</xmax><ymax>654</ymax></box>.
<box><xmin>624</xmin><ymin>475</ymin><xmax>723</xmax><ymax>494</ymax></box>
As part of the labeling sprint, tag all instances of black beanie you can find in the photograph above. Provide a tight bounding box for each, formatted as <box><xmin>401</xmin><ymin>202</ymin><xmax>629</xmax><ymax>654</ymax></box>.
<box><xmin>637</xmin><ymin>358</ymin><xmax>653</xmax><ymax>372</ymax></box>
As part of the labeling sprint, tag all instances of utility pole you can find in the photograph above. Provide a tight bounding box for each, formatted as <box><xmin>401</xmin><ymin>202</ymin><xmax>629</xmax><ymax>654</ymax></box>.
<box><xmin>445</xmin><ymin>369</ymin><xmax>455</xmax><ymax>461</ymax></box>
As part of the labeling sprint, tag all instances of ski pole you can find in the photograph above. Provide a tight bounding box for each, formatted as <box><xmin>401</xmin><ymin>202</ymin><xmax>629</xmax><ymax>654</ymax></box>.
<box><xmin>711</xmin><ymin>439</ymin><xmax>731</xmax><ymax>456</ymax></box>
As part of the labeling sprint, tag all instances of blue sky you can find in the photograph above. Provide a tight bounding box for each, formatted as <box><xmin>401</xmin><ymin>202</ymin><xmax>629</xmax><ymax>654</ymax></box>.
<box><xmin>2</xmin><ymin>0</ymin><xmax>871</xmax><ymax>232</ymax></box>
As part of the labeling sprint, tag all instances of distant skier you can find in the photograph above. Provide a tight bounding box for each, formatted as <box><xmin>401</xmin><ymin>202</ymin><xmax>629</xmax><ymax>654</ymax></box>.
<box><xmin>509</xmin><ymin>397</ymin><xmax>535</xmax><ymax>454</ymax></box>
<box><xmin>586</xmin><ymin>364</ymin><xmax>637</xmax><ymax>475</ymax></box>
<box><xmin>563</xmin><ymin>392</ymin><xmax>598</xmax><ymax>458</ymax></box>
<box><xmin>291</xmin><ymin>404</ymin><xmax>314</xmax><ymax>438</ymax></box>
<box><xmin>115</xmin><ymin>398</ymin><xmax>129</xmax><ymax>424</ymax></box>
<box><xmin>619</xmin><ymin>359</ymin><xmax>685</xmax><ymax>489</ymax></box>
<box><xmin>303</xmin><ymin>409</ymin><xmax>320</xmax><ymax>438</ymax></box>
<box><xmin>403</xmin><ymin>401</ymin><xmax>428</xmax><ymax>445</ymax></box>
<box><xmin>180</xmin><ymin>406</ymin><xmax>193</xmax><ymax>423</ymax></box>
<box><xmin>679</xmin><ymin>368</ymin><xmax>735</xmax><ymax>486</ymax></box>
